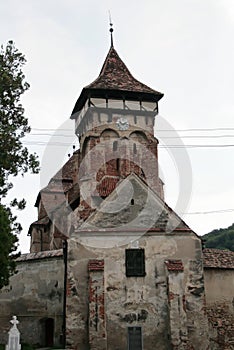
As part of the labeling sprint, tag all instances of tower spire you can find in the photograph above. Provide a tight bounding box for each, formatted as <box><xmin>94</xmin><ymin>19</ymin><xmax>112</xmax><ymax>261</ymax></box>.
<box><xmin>109</xmin><ymin>11</ymin><xmax>114</xmax><ymax>47</ymax></box>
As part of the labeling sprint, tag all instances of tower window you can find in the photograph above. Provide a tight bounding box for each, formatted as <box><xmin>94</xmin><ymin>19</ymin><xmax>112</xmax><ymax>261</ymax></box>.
<box><xmin>108</xmin><ymin>113</ymin><xmax>112</xmax><ymax>122</ymax></box>
<box><xmin>113</xmin><ymin>141</ymin><xmax>118</xmax><ymax>151</ymax></box>
<box><xmin>116</xmin><ymin>158</ymin><xmax>120</xmax><ymax>172</ymax></box>
<box><xmin>133</xmin><ymin>143</ymin><xmax>137</xmax><ymax>154</ymax></box>
<box><xmin>125</xmin><ymin>249</ymin><xmax>146</xmax><ymax>277</ymax></box>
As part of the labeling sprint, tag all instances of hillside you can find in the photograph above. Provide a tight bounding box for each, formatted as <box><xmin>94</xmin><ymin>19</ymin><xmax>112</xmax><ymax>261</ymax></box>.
<box><xmin>202</xmin><ymin>223</ymin><xmax>234</xmax><ymax>251</ymax></box>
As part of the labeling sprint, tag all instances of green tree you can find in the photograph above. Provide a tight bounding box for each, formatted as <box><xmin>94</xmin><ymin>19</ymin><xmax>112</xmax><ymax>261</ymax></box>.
<box><xmin>0</xmin><ymin>204</ymin><xmax>20</xmax><ymax>288</ymax></box>
<box><xmin>0</xmin><ymin>40</ymin><xmax>39</xmax><ymax>288</ymax></box>
<box><xmin>202</xmin><ymin>223</ymin><xmax>234</xmax><ymax>251</ymax></box>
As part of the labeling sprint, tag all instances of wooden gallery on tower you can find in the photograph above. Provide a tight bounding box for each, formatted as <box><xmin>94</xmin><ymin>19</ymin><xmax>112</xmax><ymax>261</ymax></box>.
<box><xmin>0</xmin><ymin>30</ymin><xmax>233</xmax><ymax>350</ymax></box>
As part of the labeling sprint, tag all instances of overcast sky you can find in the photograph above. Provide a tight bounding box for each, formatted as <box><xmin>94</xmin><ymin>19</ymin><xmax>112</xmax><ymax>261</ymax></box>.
<box><xmin>1</xmin><ymin>0</ymin><xmax>234</xmax><ymax>253</ymax></box>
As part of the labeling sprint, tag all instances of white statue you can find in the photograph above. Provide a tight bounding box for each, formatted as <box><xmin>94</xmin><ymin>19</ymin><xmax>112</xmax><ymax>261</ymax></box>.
<box><xmin>6</xmin><ymin>316</ymin><xmax>21</xmax><ymax>350</ymax></box>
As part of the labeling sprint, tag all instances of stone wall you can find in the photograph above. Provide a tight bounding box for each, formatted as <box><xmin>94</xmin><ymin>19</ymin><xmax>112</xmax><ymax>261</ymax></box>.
<box><xmin>204</xmin><ymin>268</ymin><xmax>234</xmax><ymax>349</ymax></box>
<box><xmin>0</xmin><ymin>251</ymin><xmax>64</xmax><ymax>347</ymax></box>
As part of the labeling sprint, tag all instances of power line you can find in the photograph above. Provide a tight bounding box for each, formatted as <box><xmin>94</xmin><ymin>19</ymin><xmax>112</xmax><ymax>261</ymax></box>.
<box><xmin>156</xmin><ymin>127</ymin><xmax>234</xmax><ymax>132</ymax></box>
<box><xmin>26</xmin><ymin>133</ymin><xmax>234</xmax><ymax>139</ymax></box>
<box><xmin>22</xmin><ymin>141</ymin><xmax>234</xmax><ymax>148</ymax></box>
<box><xmin>157</xmin><ymin>135</ymin><xmax>234</xmax><ymax>139</ymax></box>
<box><xmin>158</xmin><ymin>144</ymin><xmax>234</xmax><ymax>148</ymax></box>
<box><xmin>181</xmin><ymin>208</ymin><xmax>234</xmax><ymax>215</ymax></box>
<box><xmin>30</xmin><ymin>127</ymin><xmax>234</xmax><ymax>132</ymax></box>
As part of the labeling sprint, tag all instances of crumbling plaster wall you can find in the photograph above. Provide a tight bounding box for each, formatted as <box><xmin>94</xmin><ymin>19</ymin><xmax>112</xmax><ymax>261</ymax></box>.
<box><xmin>0</xmin><ymin>256</ymin><xmax>64</xmax><ymax>347</ymax></box>
<box><xmin>66</xmin><ymin>232</ymin><xmax>209</xmax><ymax>350</ymax></box>
<box><xmin>204</xmin><ymin>268</ymin><xmax>234</xmax><ymax>350</ymax></box>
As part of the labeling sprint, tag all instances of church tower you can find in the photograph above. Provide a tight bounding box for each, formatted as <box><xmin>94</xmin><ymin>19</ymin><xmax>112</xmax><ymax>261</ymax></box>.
<box><xmin>27</xmin><ymin>30</ymin><xmax>209</xmax><ymax>349</ymax></box>
<box><xmin>69</xmin><ymin>37</ymin><xmax>165</xmax><ymax>224</ymax></box>
<box><xmin>64</xmin><ymin>31</ymin><xmax>209</xmax><ymax>350</ymax></box>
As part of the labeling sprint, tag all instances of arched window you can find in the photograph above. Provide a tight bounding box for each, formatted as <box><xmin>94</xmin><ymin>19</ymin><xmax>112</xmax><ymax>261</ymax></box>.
<box><xmin>100</xmin><ymin>129</ymin><xmax>119</xmax><ymax>140</ymax></box>
<box><xmin>81</xmin><ymin>137</ymin><xmax>90</xmax><ymax>157</ymax></box>
<box><xmin>129</xmin><ymin>131</ymin><xmax>147</xmax><ymax>144</ymax></box>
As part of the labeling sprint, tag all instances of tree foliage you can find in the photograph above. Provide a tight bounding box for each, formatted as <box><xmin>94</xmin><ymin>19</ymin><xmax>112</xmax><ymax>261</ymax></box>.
<box><xmin>0</xmin><ymin>204</ymin><xmax>20</xmax><ymax>289</ymax></box>
<box><xmin>0</xmin><ymin>40</ymin><xmax>39</xmax><ymax>288</ymax></box>
<box><xmin>203</xmin><ymin>223</ymin><xmax>234</xmax><ymax>251</ymax></box>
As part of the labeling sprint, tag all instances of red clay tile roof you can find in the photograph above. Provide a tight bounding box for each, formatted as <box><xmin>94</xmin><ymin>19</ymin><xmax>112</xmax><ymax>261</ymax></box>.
<box><xmin>203</xmin><ymin>248</ymin><xmax>234</xmax><ymax>269</ymax></box>
<box><xmin>28</xmin><ymin>216</ymin><xmax>50</xmax><ymax>236</ymax></box>
<box><xmin>30</xmin><ymin>216</ymin><xmax>50</xmax><ymax>226</ymax></box>
<box><xmin>71</xmin><ymin>47</ymin><xmax>163</xmax><ymax>116</ymax></box>
<box><xmin>52</xmin><ymin>150</ymin><xmax>79</xmax><ymax>183</ymax></box>
<box><xmin>66</xmin><ymin>182</ymin><xmax>80</xmax><ymax>207</ymax></box>
<box><xmin>86</xmin><ymin>47</ymin><xmax>162</xmax><ymax>95</ymax></box>
<box><xmin>16</xmin><ymin>249</ymin><xmax>63</xmax><ymax>262</ymax></box>
<box><xmin>35</xmin><ymin>151</ymin><xmax>79</xmax><ymax>208</ymax></box>
<box><xmin>165</xmin><ymin>259</ymin><xmax>184</xmax><ymax>272</ymax></box>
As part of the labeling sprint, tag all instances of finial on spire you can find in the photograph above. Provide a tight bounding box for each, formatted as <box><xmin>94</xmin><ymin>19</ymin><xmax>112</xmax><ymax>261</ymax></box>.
<box><xmin>109</xmin><ymin>10</ymin><xmax>114</xmax><ymax>47</ymax></box>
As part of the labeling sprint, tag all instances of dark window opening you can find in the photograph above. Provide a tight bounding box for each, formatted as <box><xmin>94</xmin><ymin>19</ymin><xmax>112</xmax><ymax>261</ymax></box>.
<box><xmin>70</xmin><ymin>197</ymin><xmax>80</xmax><ymax>211</ymax></box>
<box><xmin>133</xmin><ymin>143</ymin><xmax>137</xmax><ymax>154</ymax></box>
<box><xmin>108</xmin><ymin>113</ymin><xmax>112</xmax><ymax>122</ymax></box>
<box><xmin>131</xmin><ymin>199</ymin><xmax>134</xmax><ymax>205</ymax></box>
<box><xmin>113</xmin><ymin>141</ymin><xmax>118</xmax><ymax>151</ymax></box>
<box><xmin>140</xmin><ymin>168</ymin><xmax>145</xmax><ymax>178</ymax></box>
<box><xmin>128</xmin><ymin>327</ymin><xmax>142</xmax><ymax>350</ymax></box>
<box><xmin>45</xmin><ymin>318</ymin><xmax>54</xmax><ymax>347</ymax></box>
<box><xmin>125</xmin><ymin>249</ymin><xmax>146</xmax><ymax>277</ymax></box>
<box><xmin>134</xmin><ymin>115</ymin><xmax>137</xmax><ymax>124</ymax></box>
<box><xmin>116</xmin><ymin>158</ymin><xmax>120</xmax><ymax>172</ymax></box>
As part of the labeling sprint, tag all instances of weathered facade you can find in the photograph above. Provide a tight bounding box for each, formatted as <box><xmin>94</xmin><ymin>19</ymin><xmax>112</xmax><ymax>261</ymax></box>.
<box><xmin>203</xmin><ymin>249</ymin><xmax>234</xmax><ymax>349</ymax></box>
<box><xmin>0</xmin><ymin>38</ymin><xmax>233</xmax><ymax>349</ymax></box>
<box><xmin>0</xmin><ymin>251</ymin><xmax>64</xmax><ymax>347</ymax></box>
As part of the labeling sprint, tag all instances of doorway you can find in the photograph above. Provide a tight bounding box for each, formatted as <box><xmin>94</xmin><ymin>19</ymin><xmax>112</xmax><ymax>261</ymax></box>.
<box><xmin>128</xmin><ymin>326</ymin><xmax>142</xmax><ymax>350</ymax></box>
<box><xmin>45</xmin><ymin>318</ymin><xmax>54</xmax><ymax>347</ymax></box>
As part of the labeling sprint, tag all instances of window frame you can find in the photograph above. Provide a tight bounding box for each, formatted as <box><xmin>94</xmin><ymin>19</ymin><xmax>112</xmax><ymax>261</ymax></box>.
<box><xmin>127</xmin><ymin>326</ymin><xmax>143</xmax><ymax>350</ymax></box>
<box><xmin>125</xmin><ymin>248</ymin><xmax>146</xmax><ymax>277</ymax></box>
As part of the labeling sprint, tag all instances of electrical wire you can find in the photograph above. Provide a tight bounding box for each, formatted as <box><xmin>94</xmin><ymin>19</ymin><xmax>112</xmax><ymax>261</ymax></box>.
<box><xmin>29</xmin><ymin>127</ymin><xmax>234</xmax><ymax>132</ymax></box>
<box><xmin>22</xmin><ymin>141</ymin><xmax>234</xmax><ymax>148</ymax></box>
<box><xmin>180</xmin><ymin>208</ymin><xmax>234</xmax><ymax>215</ymax></box>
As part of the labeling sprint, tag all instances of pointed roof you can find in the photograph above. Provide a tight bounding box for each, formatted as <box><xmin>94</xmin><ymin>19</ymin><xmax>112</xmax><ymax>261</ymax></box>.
<box><xmin>86</xmin><ymin>47</ymin><xmax>162</xmax><ymax>95</ymax></box>
<box><xmin>71</xmin><ymin>46</ymin><xmax>163</xmax><ymax>118</ymax></box>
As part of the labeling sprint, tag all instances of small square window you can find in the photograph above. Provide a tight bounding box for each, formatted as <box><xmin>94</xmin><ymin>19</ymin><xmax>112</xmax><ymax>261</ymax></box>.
<box><xmin>125</xmin><ymin>249</ymin><xmax>146</xmax><ymax>277</ymax></box>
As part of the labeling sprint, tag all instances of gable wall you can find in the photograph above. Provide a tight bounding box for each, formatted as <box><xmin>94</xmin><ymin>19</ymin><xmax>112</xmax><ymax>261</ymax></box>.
<box><xmin>66</xmin><ymin>231</ymin><xmax>209</xmax><ymax>349</ymax></box>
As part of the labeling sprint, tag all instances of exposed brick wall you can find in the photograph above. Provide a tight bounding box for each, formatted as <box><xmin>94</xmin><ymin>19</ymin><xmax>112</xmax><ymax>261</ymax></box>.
<box><xmin>206</xmin><ymin>302</ymin><xmax>234</xmax><ymax>349</ymax></box>
<box><xmin>165</xmin><ymin>262</ymin><xmax>189</xmax><ymax>349</ymax></box>
<box><xmin>88</xmin><ymin>259</ymin><xmax>107</xmax><ymax>350</ymax></box>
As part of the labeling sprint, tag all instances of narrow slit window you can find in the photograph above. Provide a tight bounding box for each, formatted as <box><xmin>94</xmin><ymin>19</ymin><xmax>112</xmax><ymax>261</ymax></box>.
<box><xmin>113</xmin><ymin>141</ymin><xmax>118</xmax><ymax>151</ymax></box>
<box><xmin>133</xmin><ymin>143</ymin><xmax>137</xmax><ymax>154</ymax></box>
<box><xmin>116</xmin><ymin>158</ymin><xmax>120</xmax><ymax>172</ymax></box>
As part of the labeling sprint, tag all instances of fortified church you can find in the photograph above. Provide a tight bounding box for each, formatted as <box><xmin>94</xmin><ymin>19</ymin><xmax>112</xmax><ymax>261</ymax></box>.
<box><xmin>0</xmin><ymin>29</ymin><xmax>233</xmax><ymax>350</ymax></box>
